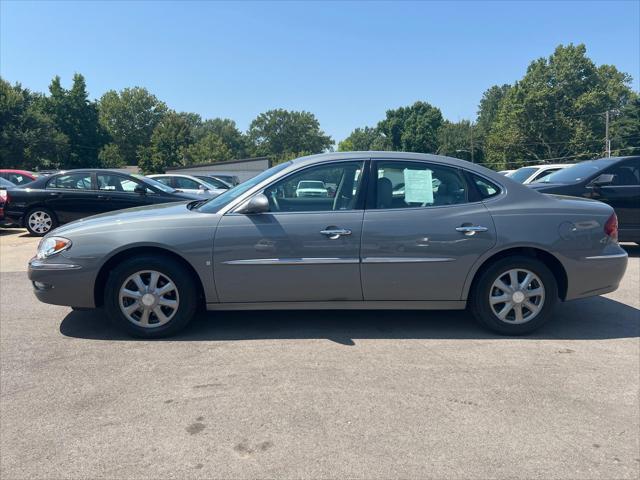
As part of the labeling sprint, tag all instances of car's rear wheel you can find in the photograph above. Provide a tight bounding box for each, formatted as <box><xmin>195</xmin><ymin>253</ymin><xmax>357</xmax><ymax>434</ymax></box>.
<box><xmin>470</xmin><ymin>256</ymin><xmax>558</xmax><ymax>335</ymax></box>
<box><xmin>104</xmin><ymin>255</ymin><xmax>198</xmax><ymax>338</ymax></box>
<box><xmin>25</xmin><ymin>208</ymin><xmax>57</xmax><ymax>236</ymax></box>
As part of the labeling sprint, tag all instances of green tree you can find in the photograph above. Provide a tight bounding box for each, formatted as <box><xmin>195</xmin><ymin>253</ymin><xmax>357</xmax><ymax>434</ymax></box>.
<box><xmin>377</xmin><ymin>101</ymin><xmax>443</xmax><ymax>153</ymax></box>
<box><xmin>98</xmin><ymin>87</ymin><xmax>167</xmax><ymax>166</ymax></box>
<box><xmin>338</xmin><ymin>126</ymin><xmax>387</xmax><ymax>151</ymax></box>
<box><xmin>98</xmin><ymin>143</ymin><xmax>125</xmax><ymax>168</ymax></box>
<box><xmin>194</xmin><ymin>118</ymin><xmax>248</xmax><ymax>158</ymax></box>
<box><xmin>436</xmin><ymin>120</ymin><xmax>481</xmax><ymax>162</ymax></box>
<box><xmin>138</xmin><ymin>112</ymin><xmax>193</xmax><ymax>173</ymax></box>
<box><xmin>610</xmin><ymin>95</ymin><xmax>640</xmax><ymax>156</ymax></box>
<box><xmin>476</xmin><ymin>84</ymin><xmax>511</xmax><ymax>137</ymax></box>
<box><xmin>248</xmin><ymin>109</ymin><xmax>333</xmax><ymax>157</ymax></box>
<box><xmin>45</xmin><ymin>74</ymin><xmax>106</xmax><ymax>169</ymax></box>
<box><xmin>0</xmin><ymin>78</ymin><xmax>68</xmax><ymax>169</ymax></box>
<box><xmin>485</xmin><ymin>44</ymin><xmax>635</xmax><ymax>169</ymax></box>
<box><xmin>184</xmin><ymin>132</ymin><xmax>234</xmax><ymax>164</ymax></box>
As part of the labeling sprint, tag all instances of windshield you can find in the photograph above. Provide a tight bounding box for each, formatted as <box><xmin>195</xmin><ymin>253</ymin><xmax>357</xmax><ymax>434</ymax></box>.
<box><xmin>197</xmin><ymin>176</ymin><xmax>230</xmax><ymax>189</ymax></box>
<box><xmin>509</xmin><ymin>167</ymin><xmax>538</xmax><ymax>183</ymax></box>
<box><xmin>198</xmin><ymin>162</ymin><xmax>292</xmax><ymax>213</ymax></box>
<box><xmin>531</xmin><ymin>171</ymin><xmax>555</xmax><ymax>183</ymax></box>
<box><xmin>543</xmin><ymin>159</ymin><xmax>616</xmax><ymax>184</ymax></box>
<box><xmin>0</xmin><ymin>177</ymin><xmax>15</xmax><ymax>188</ymax></box>
<box><xmin>133</xmin><ymin>174</ymin><xmax>176</xmax><ymax>193</ymax></box>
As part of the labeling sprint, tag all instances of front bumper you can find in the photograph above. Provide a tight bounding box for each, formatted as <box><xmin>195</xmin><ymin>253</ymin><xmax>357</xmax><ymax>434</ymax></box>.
<box><xmin>564</xmin><ymin>251</ymin><xmax>628</xmax><ymax>301</ymax></box>
<box><xmin>28</xmin><ymin>257</ymin><xmax>97</xmax><ymax>308</ymax></box>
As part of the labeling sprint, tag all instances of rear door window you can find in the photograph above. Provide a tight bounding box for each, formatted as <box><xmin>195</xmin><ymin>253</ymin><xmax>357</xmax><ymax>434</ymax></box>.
<box><xmin>173</xmin><ymin>177</ymin><xmax>201</xmax><ymax>190</ymax></box>
<box><xmin>47</xmin><ymin>173</ymin><xmax>92</xmax><ymax>190</ymax></box>
<box><xmin>97</xmin><ymin>173</ymin><xmax>152</xmax><ymax>193</ymax></box>
<box><xmin>373</xmin><ymin>161</ymin><xmax>468</xmax><ymax>209</ymax></box>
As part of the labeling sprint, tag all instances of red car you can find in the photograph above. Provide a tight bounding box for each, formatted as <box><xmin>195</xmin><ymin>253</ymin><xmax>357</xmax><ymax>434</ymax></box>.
<box><xmin>0</xmin><ymin>169</ymin><xmax>37</xmax><ymax>186</ymax></box>
<box><xmin>0</xmin><ymin>176</ymin><xmax>16</xmax><ymax>226</ymax></box>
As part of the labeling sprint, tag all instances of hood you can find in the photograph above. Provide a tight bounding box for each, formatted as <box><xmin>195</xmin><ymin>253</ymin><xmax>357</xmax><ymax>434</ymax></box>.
<box><xmin>171</xmin><ymin>191</ymin><xmax>204</xmax><ymax>200</ymax></box>
<box><xmin>52</xmin><ymin>201</ymin><xmax>195</xmax><ymax>236</ymax></box>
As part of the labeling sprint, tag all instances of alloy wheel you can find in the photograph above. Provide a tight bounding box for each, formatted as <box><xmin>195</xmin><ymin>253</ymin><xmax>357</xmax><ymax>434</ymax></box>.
<box><xmin>118</xmin><ymin>270</ymin><xmax>179</xmax><ymax>328</ymax></box>
<box><xmin>489</xmin><ymin>268</ymin><xmax>545</xmax><ymax>324</ymax></box>
<box><xmin>28</xmin><ymin>211</ymin><xmax>52</xmax><ymax>234</ymax></box>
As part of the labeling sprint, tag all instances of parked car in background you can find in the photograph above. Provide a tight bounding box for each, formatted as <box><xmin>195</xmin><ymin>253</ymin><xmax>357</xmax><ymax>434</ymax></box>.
<box><xmin>4</xmin><ymin>169</ymin><xmax>201</xmax><ymax>236</ymax></box>
<box><xmin>529</xmin><ymin>156</ymin><xmax>640</xmax><ymax>243</ymax></box>
<box><xmin>208</xmin><ymin>174</ymin><xmax>240</xmax><ymax>186</ymax></box>
<box><xmin>192</xmin><ymin>175</ymin><xmax>232</xmax><ymax>190</ymax></box>
<box><xmin>27</xmin><ymin>152</ymin><xmax>627</xmax><ymax>339</ymax></box>
<box><xmin>0</xmin><ymin>169</ymin><xmax>37</xmax><ymax>186</ymax></box>
<box><xmin>295</xmin><ymin>180</ymin><xmax>328</xmax><ymax>197</ymax></box>
<box><xmin>0</xmin><ymin>177</ymin><xmax>16</xmax><ymax>226</ymax></box>
<box><xmin>509</xmin><ymin>164</ymin><xmax>571</xmax><ymax>184</ymax></box>
<box><xmin>35</xmin><ymin>170</ymin><xmax>60</xmax><ymax>176</ymax></box>
<box><xmin>148</xmin><ymin>174</ymin><xmax>227</xmax><ymax>197</ymax></box>
<box><xmin>498</xmin><ymin>169</ymin><xmax>515</xmax><ymax>176</ymax></box>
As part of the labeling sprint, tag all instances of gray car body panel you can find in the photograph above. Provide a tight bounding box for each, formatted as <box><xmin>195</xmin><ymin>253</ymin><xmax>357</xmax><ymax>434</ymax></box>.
<box><xmin>28</xmin><ymin>152</ymin><xmax>628</xmax><ymax>310</ymax></box>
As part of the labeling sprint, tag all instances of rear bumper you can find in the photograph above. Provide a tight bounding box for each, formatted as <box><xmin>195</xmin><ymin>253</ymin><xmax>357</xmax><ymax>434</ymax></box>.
<box><xmin>564</xmin><ymin>252</ymin><xmax>628</xmax><ymax>301</ymax></box>
<box><xmin>28</xmin><ymin>257</ymin><xmax>96</xmax><ymax>308</ymax></box>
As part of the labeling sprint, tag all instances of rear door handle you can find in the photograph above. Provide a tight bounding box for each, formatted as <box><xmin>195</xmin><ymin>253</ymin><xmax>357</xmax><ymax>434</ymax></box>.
<box><xmin>455</xmin><ymin>225</ymin><xmax>488</xmax><ymax>236</ymax></box>
<box><xmin>320</xmin><ymin>228</ymin><xmax>352</xmax><ymax>239</ymax></box>
<box><xmin>97</xmin><ymin>194</ymin><xmax>111</xmax><ymax>200</ymax></box>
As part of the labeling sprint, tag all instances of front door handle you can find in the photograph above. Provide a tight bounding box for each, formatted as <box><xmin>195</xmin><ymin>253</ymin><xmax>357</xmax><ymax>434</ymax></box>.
<box><xmin>97</xmin><ymin>194</ymin><xmax>111</xmax><ymax>200</ymax></box>
<box><xmin>455</xmin><ymin>225</ymin><xmax>488</xmax><ymax>236</ymax></box>
<box><xmin>320</xmin><ymin>228</ymin><xmax>352</xmax><ymax>239</ymax></box>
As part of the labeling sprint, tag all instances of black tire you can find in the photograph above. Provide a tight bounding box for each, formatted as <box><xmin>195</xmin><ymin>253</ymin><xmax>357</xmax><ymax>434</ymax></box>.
<box><xmin>24</xmin><ymin>207</ymin><xmax>58</xmax><ymax>236</ymax></box>
<box><xmin>104</xmin><ymin>255</ymin><xmax>198</xmax><ymax>338</ymax></box>
<box><xmin>469</xmin><ymin>255</ymin><xmax>558</xmax><ymax>335</ymax></box>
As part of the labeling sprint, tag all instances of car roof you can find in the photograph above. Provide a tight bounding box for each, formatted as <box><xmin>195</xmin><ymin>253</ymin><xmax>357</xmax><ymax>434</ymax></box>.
<box><xmin>150</xmin><ymin>173</ymin><xmax>200</xmax><ymax>179</ymax></box>
<box><xmin>47</xmin><ymin>169</ymin><xmax>136</xmax><ymax>175</ymax></box>
<box><xmin>0</xmin><ymin>169</ymin><xmax>35</xmax><ymax>175</ymax></box>
<box><xmin>290</xmin><ymin>151</ymin><xmax>507</xmax><ymax>179</ymax></box>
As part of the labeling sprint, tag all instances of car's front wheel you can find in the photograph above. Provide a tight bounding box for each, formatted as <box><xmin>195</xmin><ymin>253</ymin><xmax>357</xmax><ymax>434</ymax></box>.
<box><xmin>470</xmin><ymin>256</ymin><xmax>558</xmax><ymax>335</ymax></box>
<box><xmin>25</xmin><ymin>208</ymin><xmax>58</xmax><ymax>236</ymax></box>
<box><xmin>104</xmin><ymin>255</ymin><xmax>198</xmax><ymax>338</ymax></box>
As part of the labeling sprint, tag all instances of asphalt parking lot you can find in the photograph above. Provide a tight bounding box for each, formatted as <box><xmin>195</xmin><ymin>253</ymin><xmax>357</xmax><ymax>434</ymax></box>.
<box><xmin>0</xmin><ymin>228</ymin><xmax>638</xmax><ymax>480</ymax></box>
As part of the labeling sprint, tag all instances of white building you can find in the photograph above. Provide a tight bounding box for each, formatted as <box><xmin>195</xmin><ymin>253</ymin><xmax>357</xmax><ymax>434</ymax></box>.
<box><xmin>165</xmin><ymin>157</ymin><xmax>272</xmax><ymax>183</ymax></box>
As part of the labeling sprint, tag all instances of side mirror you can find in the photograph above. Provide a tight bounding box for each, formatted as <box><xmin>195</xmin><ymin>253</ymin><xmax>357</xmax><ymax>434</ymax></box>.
<box><xmin>198</xmin><ymin>184</ymin><xmax>208</xmax><ymax>191</ymax></box>
<box><xmin>590</xmin><ymin>173</ymin><xmax>614</xmax><ymax>187</ymax></box>
<box><xmin>134</xmin><ymin>184</ymin><xmax>147</xmax><ymax>194</ymax></box>
<box><xmin>236</xmin><ymin>193</ymin><xmax>270</xmax><ymax>214</ymax></box>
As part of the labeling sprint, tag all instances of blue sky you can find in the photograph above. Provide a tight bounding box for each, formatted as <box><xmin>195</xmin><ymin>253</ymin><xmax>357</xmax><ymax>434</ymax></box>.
<box><xmin>1</xmin><ymin>1</ymin><xmax>639</xmax><ymax>144</ymax></box>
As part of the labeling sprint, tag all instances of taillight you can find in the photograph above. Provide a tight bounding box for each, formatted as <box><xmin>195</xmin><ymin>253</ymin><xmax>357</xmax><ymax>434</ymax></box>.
<box><xmin>0</xmin><ymin>190</ymin><xmax>7</xmax><ymax>204</ymax></box>
<box><xmin>604</xmin><ymin>212</ymin><xmax>618</xmax><ymax>241</ymax></box>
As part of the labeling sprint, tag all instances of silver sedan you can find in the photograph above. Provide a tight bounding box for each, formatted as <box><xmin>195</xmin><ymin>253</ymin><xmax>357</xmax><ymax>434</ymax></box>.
<box><xmin>28</xmin><ymin>152</ymin><xmax>628</xmax><ymax>338</ymax></box>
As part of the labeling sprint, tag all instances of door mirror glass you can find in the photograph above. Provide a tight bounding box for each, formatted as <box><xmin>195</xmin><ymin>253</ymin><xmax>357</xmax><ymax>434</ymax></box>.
<box><xmin>236</xmin><ymin>193</ymin><xmax>270</xmax><ymax>214</ymax></box>
<box><xmin>590</xmin><ymin>173</ymin><xmax>614</xmax><ymax>187</ymax></box>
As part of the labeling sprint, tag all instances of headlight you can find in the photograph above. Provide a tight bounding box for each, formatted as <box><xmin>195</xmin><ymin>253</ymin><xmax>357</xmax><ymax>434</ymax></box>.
<box><xmin>37</xmin><ymin>236</ymin><xmax>72</xmax><ymax>259</ymax></box>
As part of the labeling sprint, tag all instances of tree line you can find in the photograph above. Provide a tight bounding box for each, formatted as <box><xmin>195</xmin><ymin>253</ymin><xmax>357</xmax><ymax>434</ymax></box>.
<box><xmin>340</xmin><ymin>44</ymin><xmax>639</xmax><ymax>168</ymax></box>
<box><xmin>1</xmin><ymin>43</ymin><xmax>638</xmax><ymax>174</ymax></box>
<box><xmin>0</xmin><ymin>79</ymin><xmax>333</xmax><ymax>174</ymax></box>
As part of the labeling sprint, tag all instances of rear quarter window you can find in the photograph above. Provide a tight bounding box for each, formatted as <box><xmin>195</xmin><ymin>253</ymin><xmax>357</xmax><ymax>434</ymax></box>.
<box><xmin>471</xmin><ymin>174</ymin><xmax>501</xmax><ymax>199</ymax></box>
